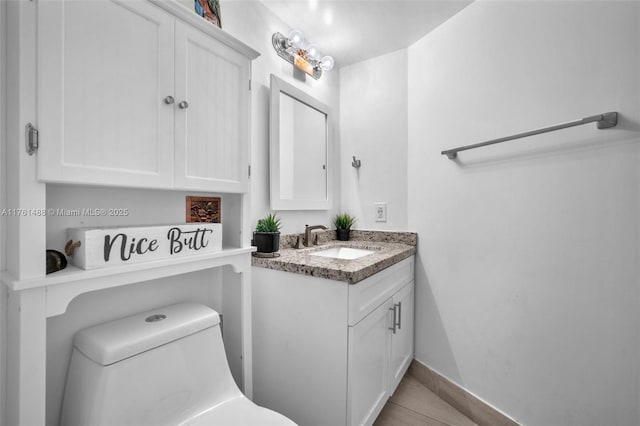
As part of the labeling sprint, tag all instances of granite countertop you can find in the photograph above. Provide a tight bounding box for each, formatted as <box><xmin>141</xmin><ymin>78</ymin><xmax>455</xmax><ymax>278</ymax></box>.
<box><xmin>251</xmin><ymin>230</ymin><xmax>417</xmax><ymax>284</ymax></box>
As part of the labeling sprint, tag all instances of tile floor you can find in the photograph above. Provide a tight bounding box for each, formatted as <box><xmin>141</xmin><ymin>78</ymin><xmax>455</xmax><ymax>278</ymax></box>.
<box><xmin>374</xmin><ymin>374</ymin><xmax>477</xmax><ymax>426</ymax></box>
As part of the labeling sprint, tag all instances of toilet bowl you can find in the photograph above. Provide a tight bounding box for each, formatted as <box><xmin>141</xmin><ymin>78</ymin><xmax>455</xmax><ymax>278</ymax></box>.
<box><xmin>60</xmin><ymin>302</ymin><xmax>296</xmax><ymax>426</ymax></box>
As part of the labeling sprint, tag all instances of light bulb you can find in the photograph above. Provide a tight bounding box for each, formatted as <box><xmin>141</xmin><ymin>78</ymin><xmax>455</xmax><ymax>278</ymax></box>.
<box><xmin>320</xmin><ymin>56</ymin><xmax>334</xmax><ymax>71</ymax></box>
<box><xmin>288</xmin><ymin>29</ymin><xmax>305</xmax><ymax>49</ymax></box>
<box><xmin>305</xmin><ymin>44</ymin><xmax>320</xmax><ymax>61</ymax></box>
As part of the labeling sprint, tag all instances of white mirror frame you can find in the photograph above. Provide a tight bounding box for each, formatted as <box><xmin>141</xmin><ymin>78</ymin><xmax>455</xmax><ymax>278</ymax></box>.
<box><xmin>269</xmin><ymin>74</ymin><xmax>333</xmax><ymax>210</ymax></box>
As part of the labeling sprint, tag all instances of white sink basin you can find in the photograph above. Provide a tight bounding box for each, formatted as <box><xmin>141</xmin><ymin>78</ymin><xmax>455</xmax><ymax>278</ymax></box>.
<box><xmin>309</xmin><ymin>247</ymin><xmax>376</xmax><ymax>260</ymax></box>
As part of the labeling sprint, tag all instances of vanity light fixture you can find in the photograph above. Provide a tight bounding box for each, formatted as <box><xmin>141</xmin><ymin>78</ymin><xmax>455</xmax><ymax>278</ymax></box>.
<box><xmin>272</xmin><ymin>30</ymin><xmax>334</xmax><ymax>80</ymax></box>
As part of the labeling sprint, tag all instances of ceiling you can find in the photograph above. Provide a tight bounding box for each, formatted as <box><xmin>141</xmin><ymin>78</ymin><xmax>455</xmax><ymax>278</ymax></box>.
<box><xmin>258</xmin><ymin>0</ymin><xmax>473</xmax><ymax>68</ymax></box>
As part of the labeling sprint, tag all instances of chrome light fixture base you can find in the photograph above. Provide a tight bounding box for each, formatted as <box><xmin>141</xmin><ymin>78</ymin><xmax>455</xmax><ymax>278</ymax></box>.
<box><xmin>272</xmin><ymin>32</ymin><xmax>323</xmax><ymax>80</ymax></box>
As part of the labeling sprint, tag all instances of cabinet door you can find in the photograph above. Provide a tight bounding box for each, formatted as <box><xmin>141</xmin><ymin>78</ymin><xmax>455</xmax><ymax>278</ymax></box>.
<box><xmin>174</xmin><ymin>21</ymin><xmax>251</xmax><ymax>192</ymax></box>
<box><xmin>389</xmin><ymin>282</ymin><xmax>415</xmax><ymax>393</ymax></box>
<box><xmin>37</xmin><ymin>0</ymin><xmax>175</xmax><ymax>188</ymax></box>
<box><xmin>347</xmin><ymin>300</ymin><xmax>392</xmax><ymax>426</ymax></box>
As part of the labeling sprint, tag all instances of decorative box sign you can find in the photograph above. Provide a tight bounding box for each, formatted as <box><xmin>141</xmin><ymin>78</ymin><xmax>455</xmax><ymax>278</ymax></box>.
<box><xmin>67</xmin><ymin>223</ymin><xmax>222</xmax><ymax>270</ymax></box>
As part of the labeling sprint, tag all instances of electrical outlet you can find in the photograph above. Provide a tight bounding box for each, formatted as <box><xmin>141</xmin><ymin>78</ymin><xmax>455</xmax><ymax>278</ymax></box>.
<box><xmin>374</xmin><ymin>202</ymin><xmax>387</xmax><ymax>222</ymax></box>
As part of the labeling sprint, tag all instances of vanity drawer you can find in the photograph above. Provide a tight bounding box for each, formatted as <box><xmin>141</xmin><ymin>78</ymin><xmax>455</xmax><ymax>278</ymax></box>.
<box><xmin>348</xmin><ymin>256</ymin><xmax>414</xmax><ymax>326</ymax></box>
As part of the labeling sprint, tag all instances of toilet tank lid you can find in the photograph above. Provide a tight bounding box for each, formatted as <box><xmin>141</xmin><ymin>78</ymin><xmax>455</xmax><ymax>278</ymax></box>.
<box><xmin>73</xmin><ymin>303</ymin><xmax>220</xmax><ymax>366</ymax></box>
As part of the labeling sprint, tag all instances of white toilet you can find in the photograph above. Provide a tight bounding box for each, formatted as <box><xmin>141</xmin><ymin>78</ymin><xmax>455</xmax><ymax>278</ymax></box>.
<box><xmin>60</xmin><ymin>302</ymin><xmax>296</xmax><ymax>426</ymax></box>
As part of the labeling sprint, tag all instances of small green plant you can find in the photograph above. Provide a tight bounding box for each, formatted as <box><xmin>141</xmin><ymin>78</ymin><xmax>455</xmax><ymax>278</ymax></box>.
<box><xmin>256</xmin><ymin>213</ymin><xmax>282</xmax><ymax>233</ymax></box>
<box><xmin>333</xmin><ymin>212</ymin><xmax>356</xmax><ymax>230</ymax></box>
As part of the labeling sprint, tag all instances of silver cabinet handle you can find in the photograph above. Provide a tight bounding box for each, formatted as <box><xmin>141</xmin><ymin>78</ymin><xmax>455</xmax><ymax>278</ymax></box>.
<box><xmin>178</xmin><ymin>100</ymin><xmax>189</xmax><ymax>109</ymax></box>
<box><xmin>395</xmin><ymin>302</ymin><xmax>402</xmax><ymax>330</ymax></box>
<box><xmin>164</xmin><ymin>96</ymin><xmax>174</xmax><ymax>105</ymax></box>
<box><xmin>388</xmin><ymin>305</ymin><xmax>397</xmax><ymax>334</ymax></box>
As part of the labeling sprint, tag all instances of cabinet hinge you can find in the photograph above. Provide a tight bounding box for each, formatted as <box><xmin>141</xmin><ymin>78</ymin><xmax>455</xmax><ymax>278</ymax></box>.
<box><xmin>26</xmin><ymin>123</ymin><xmax>39</xmax><ymax>156</ymax></box>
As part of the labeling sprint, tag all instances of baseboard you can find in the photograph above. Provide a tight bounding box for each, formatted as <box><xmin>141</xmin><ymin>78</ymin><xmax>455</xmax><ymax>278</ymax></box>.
<box><xmin>408</xmin><ymin>359</ymin><xmax>521</xmax><ymax>426</ymax></box>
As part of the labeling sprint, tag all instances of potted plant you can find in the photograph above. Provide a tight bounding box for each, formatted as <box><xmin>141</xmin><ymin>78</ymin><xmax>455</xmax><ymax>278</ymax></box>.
<box><xmin>253</xmin><ymin>213</ymin><xmax>282</xmax><ymax>253</ymax></box>
<box><xmin>333</xmin><ymin>213</ymin><xmax>356</xmax><ymax>241</ymax></box>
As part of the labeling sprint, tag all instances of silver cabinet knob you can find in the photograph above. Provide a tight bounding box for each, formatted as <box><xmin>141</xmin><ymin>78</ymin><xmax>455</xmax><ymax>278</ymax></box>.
<box><xmin>164</xmin><ymin>96</ymin><xmax>175</xmax><ymax>105</ymax></box>
<box><xmin>178</xmin><ymin>100</ymin><xmax>189</xmax><ymax>109</ymax></box>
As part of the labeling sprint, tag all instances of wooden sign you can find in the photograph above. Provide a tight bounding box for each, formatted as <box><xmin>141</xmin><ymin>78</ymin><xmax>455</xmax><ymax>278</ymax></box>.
<box><xmin>186</xmin><ymin>196</ymin><xmax>221</xmax><ymax>223</ymax></box>
<box><xmin>67</xmin><ymin>223</ymin><xmax>222</xmax><ymax>270</ymax></box>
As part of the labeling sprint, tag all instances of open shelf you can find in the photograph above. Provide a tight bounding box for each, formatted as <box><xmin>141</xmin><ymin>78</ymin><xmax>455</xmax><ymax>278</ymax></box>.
<box><xmin>1</xmin><ymin>246</ymin><xmax>255</xmax><ymax>317</ymax></box>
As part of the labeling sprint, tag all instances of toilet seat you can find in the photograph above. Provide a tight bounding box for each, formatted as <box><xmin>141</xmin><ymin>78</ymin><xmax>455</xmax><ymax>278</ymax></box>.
<box><xmin>184</xmin><ymin>396</ymin><xmax>296</xmax><ymax>426</ymax></box>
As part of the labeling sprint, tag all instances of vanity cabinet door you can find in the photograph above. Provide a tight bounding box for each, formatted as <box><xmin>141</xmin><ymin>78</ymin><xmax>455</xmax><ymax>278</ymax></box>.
<box><xmin>173</xmin><ymin>21</ymin><xmax>251</xmax><ymax>193</ymax></box>
<box><xmin>389</xmin><ymin>282</ymin><xmax>415</xmax><ymax>393</ymax></box>
<box><xmin>347</xmin><ymin>299</ymin><xmax>392</xmax><ymax>426</ymax></box>
<box><xmin>37</xmin><ymin>0</ymin><xmax>175</xmax><ymax>188</ymax></box>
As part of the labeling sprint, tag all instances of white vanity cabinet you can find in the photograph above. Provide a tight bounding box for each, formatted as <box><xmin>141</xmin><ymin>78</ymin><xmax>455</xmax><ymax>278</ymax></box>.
<box><xmin>389</xmin><ymin>283</ymin><xmax>415</xmax><ymax>392</ymax></box>
<box><xmin>347</xmin><ymin>284</ymin><xmax>415</xmax><ymax>426</ymax></box>
<box><xmin>347</xmin><ymin>258</ymin><xmax>415</xmax><ymax>426</ymax></box>
<box><xmin>37</xmin><ymin>0</ymin><xmax>253</xmax><ymax>192</ymax></box>
<box><xmin>252</xmin><ymin>256</ymin><xmax>415</xmax><ymax>426</ymax></box>
<box><xmin>347</xmin><ymin>299</ymin><xmax>392</xmax><ymax>426</ymax></box>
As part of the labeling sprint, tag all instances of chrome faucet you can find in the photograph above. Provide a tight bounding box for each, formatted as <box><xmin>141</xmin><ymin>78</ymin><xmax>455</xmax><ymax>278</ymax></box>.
<box><xmin>303</xmin><ymin>224</ymin><xmax>328</xmax><ymax>247</ymax></box>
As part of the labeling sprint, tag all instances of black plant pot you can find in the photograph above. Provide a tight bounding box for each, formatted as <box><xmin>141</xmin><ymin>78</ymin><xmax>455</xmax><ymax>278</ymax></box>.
<box><xmin>253</xmin><ymin>232</ymin><xmax>281</xmax><ymax>253</ymax></box>
<box><xmin>336</xmin><ymin>229</ymin><xmax>350</xmax><ymax>241</ymax></box>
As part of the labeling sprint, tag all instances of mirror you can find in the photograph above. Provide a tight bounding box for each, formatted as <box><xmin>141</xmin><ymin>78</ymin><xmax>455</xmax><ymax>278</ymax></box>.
<box><xmin>270</xmin><ymin>74</ymin><xmax>332</xmax><ymax>210</ymax></box>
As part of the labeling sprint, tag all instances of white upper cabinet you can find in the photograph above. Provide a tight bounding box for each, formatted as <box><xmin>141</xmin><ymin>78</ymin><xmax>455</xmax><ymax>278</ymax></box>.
<box><xmin>37</xmin><ymin>0</ymin><xmax>175</xmax><ymax>188</ymax></box>
<box><xmin>174</xmin><ymin>21</ymin><xmax>250</xmax><ymax>192</ymax></box>
<box><xmin>37</xmin><ymin>0</ymin><xmax>255</xmax><ymax>192</ymax></box>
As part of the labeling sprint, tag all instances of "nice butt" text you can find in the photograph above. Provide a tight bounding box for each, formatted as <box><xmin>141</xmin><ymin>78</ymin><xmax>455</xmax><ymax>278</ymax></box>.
<box><xmin>103</xmin><ymin>226</ymin><xmax>214</xmax><ymax>262</ymax></box>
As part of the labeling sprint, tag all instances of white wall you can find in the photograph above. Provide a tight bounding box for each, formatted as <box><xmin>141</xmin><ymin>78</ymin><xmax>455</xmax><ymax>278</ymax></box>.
<box><xmin>408</xmin><ymin>1</ymin><xmax>640</xmax><ymax>425</ymax></box>
<box><xmin>340</xmin><ymin>49</ymin><xmax>408</xmax><ymax>230</ymax></box>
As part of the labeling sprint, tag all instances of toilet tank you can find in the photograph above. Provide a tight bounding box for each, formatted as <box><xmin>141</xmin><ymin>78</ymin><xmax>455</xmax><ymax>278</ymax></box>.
<box><xmin>60</xmin><ymin>303</ymin><xmax>242</xmax><ymax>426</ymax></box>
